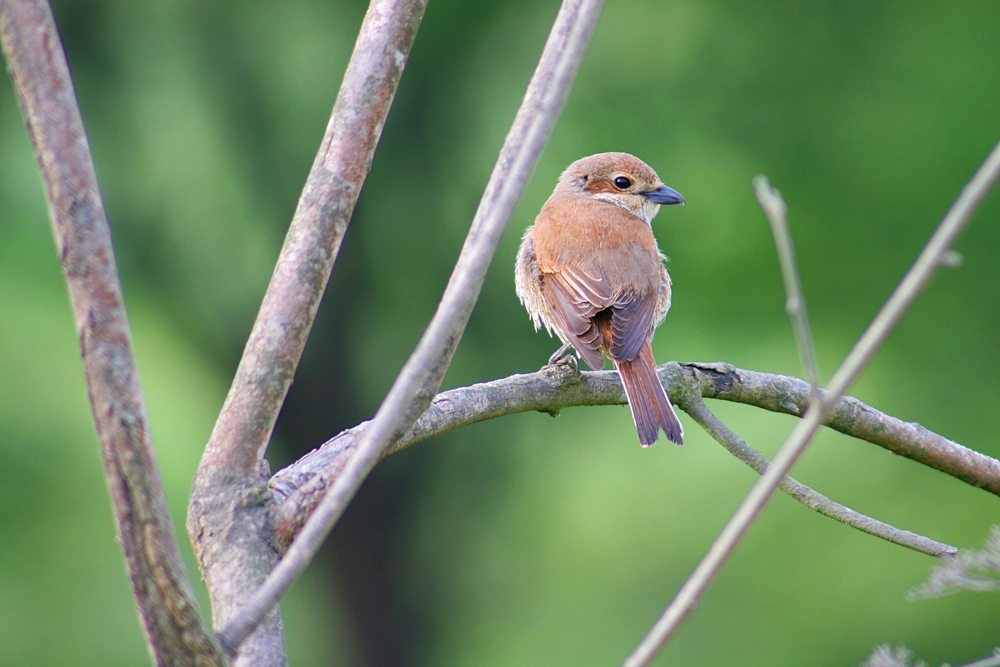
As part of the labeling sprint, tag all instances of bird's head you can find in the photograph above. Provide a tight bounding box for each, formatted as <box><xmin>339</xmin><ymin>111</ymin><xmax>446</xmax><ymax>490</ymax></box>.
<box><xmin>554</xmin><ymin>152</ymin><xmax>684</xmax><ymax>224</ymax></box>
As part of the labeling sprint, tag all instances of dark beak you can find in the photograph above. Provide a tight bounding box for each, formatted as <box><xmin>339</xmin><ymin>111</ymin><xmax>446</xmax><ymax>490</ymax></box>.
<box><xmin>643</xmin><ymin>184</ymin><xmax>685</xmax><ymax>205</ymax></box>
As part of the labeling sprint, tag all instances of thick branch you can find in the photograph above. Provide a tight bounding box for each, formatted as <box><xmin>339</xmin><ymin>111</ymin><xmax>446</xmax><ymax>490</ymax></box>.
<box><xmin>269</xmin><ymin>361</ymin><xmax>997</xmax><ymax>548</ymax></box>
<box><xmin>0</xmin><ymin>1</ymin><xmax>222</xmax><ymax>664</ymax></box>
<box><xmin>198</xmin><ymin>0</ymin><xmax>427</xmax><ymax>476</ymax></box>
<box><xmin>187</xmin><ymin>1</ymin><xmax>427</xmax><ymax>664</ymax></box>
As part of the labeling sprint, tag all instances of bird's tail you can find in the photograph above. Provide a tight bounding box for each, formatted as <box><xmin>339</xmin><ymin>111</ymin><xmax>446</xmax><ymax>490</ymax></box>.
<box><xmin>614</xmin><ymin>342</ymin><xmax>683</xmax><ymax>446</ymax></box>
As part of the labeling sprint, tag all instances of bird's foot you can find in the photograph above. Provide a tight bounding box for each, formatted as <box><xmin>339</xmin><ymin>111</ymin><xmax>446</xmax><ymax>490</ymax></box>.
<box><xmin>547</xmin><ymin>343</ymin><xmax>574</xmax><ymax>365</ymax></box>
<box><xmin>546</xmin><ymin>343</ymin><xmax>579</xmax><ymax>373</ymax></box>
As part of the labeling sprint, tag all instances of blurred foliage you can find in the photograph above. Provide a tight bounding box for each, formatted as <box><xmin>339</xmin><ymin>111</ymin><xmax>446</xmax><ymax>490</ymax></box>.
<box><xmin>1</xmin><ymin>0</ymin><xmax>999</xmax><ymax>665</ymax></box>
<box><xmin>860</xmin><ymin>644</ymin><xmax>926</xmax><ymax>667</ymax></box>
<box><xmin>909</xmin><ymin>526</ymin><xmax>1000</xmax><ymax>600</ymax></box>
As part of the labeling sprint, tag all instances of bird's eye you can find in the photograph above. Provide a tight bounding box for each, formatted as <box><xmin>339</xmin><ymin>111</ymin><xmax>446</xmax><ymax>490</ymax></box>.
<box><xmin>613</xmin><ymin>176</ymin><xmax>632</xmax><ymax>189</ymax></box>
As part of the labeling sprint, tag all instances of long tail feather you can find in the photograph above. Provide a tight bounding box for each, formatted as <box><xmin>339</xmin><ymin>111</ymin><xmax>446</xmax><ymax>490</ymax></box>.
<box><xmin>615</xmin><ymin>343</ymin><xmax>683</xmax><ymax>446</ymax></box>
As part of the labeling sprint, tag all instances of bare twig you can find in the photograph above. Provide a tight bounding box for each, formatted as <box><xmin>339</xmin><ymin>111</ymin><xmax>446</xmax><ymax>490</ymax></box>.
<box><xmin>624</xmin><ymin>137</ymin><xmax>1000</xmax><ymax>667</ymax></box>
<box><xmin>197</xmin><ymin>0</ymin><xmax>428</xmax><ymax>476</ymax></box>
<box><xmin>0</xmin><ymin>1</ymin><xmax>222</xmax><ymax>664</ymax></box>
<box><xmin>216</xmin><ymin>0</ymin><xmax>606</xmax><ymax>652</ymax></box>
<box><xmin>754</xmin><ymin>175</ymin><xmax>820</xmax><ymax>392</ymax></box>
<box><xmin>681</xmin><ymin>398</ymin><xmax>955</xmax><ymax>558</ymax></box>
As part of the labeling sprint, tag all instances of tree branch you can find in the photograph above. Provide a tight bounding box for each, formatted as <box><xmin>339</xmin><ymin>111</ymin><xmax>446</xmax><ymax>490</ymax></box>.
<box><xmin>269</xmin><ymin>361</ymin><xmax>984</xmax><ymax>557</ymax></box>
<box><xmin>686</xmin><ymin>362</ymin><xmax>1000</xmax><ymax>496</ymax></box>
<box><xmin>623</xmin><ymin>136</ymin><xmax>1000</xmax><ymax>667</ymax></box>
<box><xmin>197</xmin><ymin>0</ymin><xmax>427</xmax><ymax>477</ymax></box>
<box><xmin>187</xmin><ymin>0</ymin><xmax>427</xmax><ymax>663</ymax></box>
<box><xmin>754</xmin><ymin>175</ymin><xmax>820</xmax><ymax>392</ymax></box>
<box><xmin>216</xmin><ymin>0</ymin><xmax>606</xmax><ymax>654</ymax></box>
<box><xmin>0</xmin><ymin>1</ymin><xmax>222</xmax><ymax>664</ymax></box>
<box><xmin>680</xmin><ymin>397</ymin><xmax>955</xmax><ymax>558</ymax></box>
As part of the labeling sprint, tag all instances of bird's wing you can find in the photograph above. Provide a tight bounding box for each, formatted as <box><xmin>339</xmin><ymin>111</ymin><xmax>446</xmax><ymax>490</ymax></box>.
<box><xmin>541</xmin><ymin>264</ymin><xmax>612</xmax><ymax>370</ymax></box>
<box><xmin>609</xmin><ymin>290</ymin><xmax>661</xmax><ymax>362</ymax></box>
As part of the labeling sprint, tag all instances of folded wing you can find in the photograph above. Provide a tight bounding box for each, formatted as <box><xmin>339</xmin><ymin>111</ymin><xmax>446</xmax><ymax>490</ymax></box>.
<box><xmin>542</xmin><ymin>262</ymin><xmax>660</xmax><ymax>369</ymax></box>
<box><xmin>541</xmin><ymin>264</ymin><xmax>609</xmax><ymax>370</ymax></box>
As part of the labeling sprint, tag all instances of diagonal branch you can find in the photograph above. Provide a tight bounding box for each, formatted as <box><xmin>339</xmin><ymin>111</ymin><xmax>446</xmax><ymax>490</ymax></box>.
<box><xmin>216</xmin><ymin>0</ymin><xmax>606</xmax><ymax>654</ymax></box>
<box><xmin>623</xmin><ymin>136</ymin><xmax>1000</xmax><ymax>667</ymax></box>
<box><xmin>680</xmin><ymin>397</ymin><xmax>955</xmax><ymax>558</ymax></box>
<box><xmin>187</xmin><ymin>1</ymin><xmax>428</xmax><ymax>663</ymax></box>
<box><xmin>0</xmin><ymin>1</ymin><xmax>222</xmax><ymax>664</ymax></box>
<box><xmin>197</xmin><ymin>0</ymin><xmax>428</xmax><ymax>476</ymax></box>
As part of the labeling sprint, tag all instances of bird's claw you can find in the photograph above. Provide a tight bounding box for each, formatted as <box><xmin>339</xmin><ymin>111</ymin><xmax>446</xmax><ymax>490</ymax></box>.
<box><xmin>546</xmin><ymin>343</ymin><xmax>579</xmax><ymax>372</ymax></box>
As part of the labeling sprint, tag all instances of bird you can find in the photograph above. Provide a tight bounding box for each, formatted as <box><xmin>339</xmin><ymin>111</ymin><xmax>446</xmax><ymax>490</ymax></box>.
<box><xmin>515</xmin><ymin>152</ymin><xmax>685</xmax><ymax>446</ymax></box>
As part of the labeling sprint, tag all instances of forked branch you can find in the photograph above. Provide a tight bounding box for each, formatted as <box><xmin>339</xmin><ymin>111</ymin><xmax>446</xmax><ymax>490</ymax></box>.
<box><xmin>681</xmin><ymin>397</ymin><xmax>955</xmax><ymax>558</ymax></box>
<box><xmin>188</xmin><ymin>0</ymin><xmax>429</xmax><ymax>663</ymax></box>
<box><xmin>196</xmin><ymin>0</ymin><xmax>428</xmax><ymax>478</ymax></box>
<box><xmin>269</xmin><ymin>360</ymin><xmax>985</xmax><ymax>558</ymax></box>
<box><xmin>216</xmin><ymin>0</ymin><xmax>606</xmax><ymax>653</ymax></box>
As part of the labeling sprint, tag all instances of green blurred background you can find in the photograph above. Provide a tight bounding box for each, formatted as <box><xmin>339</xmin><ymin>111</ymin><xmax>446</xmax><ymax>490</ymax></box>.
<box><xmin>1</xmin><ymin>0</ymin><xmax>999</xmax><ymax>665</ymax></box>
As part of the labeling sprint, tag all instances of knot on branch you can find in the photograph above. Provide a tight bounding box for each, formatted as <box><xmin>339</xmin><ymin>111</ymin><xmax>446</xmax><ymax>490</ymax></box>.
<box><xmin>679</xmin><ymin>361</ymin><xmax>739</xmax><ymax>398</ymax></box>
<box><xmin>541</xmin><ymin>359</ymin><xmax>584</xmax><ymax>385</ymax></box>
<box><xmin>269</xmin><ymin>430</ymin><xmax>360</xmax><ymax>550</ymax></box>
<box><xmin>670</xmin><ymin>361</ymin><xmax>734</xmax><ymax>410</ymax></box>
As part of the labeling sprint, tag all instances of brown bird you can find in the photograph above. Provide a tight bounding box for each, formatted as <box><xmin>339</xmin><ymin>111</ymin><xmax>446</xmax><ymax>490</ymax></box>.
<box><xmin>515</xmin><ymin>152</ymin><xmax>685</xmax><ymax>446</ymax></box>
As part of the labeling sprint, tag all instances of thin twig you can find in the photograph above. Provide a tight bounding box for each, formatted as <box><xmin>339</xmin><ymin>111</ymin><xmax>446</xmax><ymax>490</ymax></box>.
<box><xmin>754</xmin><ymin>175</ymin><xmax>820</xmax><ymax>393</ymax></box>
<box><xmin>623</xmin><ymin>137</ymin><xmax>1000</xmax><ymax>667</ymax></box>
<box><xmin>216</xmin><ymin>0</ymin><xmax>606</xmax><ymax>653</ymax></box>
<box><xmin>0</xmin><ymin>1</ymin><xmax>222</xmax><ymax>664</ymax></box>
<box><xmin>681</xmin><ymin>398</ymin><xmax>955</xmax><ymax>558</ymax></box>
<box><xmin>197</xmin><ymin>0</ymin><xmax>428</xmax><ymax>476</ymax></box>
